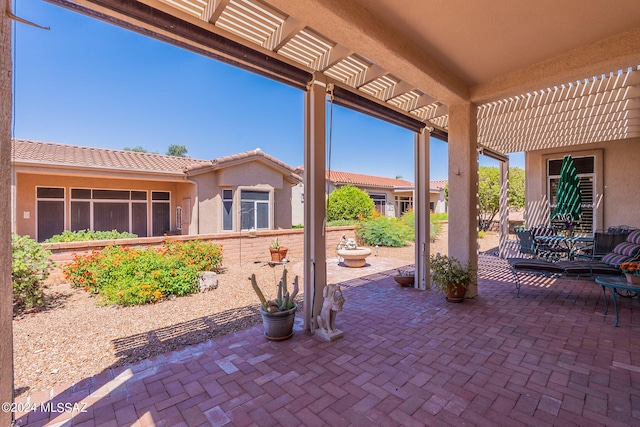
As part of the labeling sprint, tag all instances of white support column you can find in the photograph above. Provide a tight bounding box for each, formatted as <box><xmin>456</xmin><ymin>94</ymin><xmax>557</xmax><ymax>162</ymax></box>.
<box><xmin>498</xmin><ymin>159</ymin><xmax>510</xmax><ymax>258</ymax></box>
<box><xmin>448</xmin><ymin>102</ymin><xmax>479</xmax><ymax>297</ymax></box>
<box><xmin>303</xmin><ymin>78</ymin><xmax>327</xmax><ymax>331</ymax></box>
<box><xmin>1</xmin><ymin>1</ymin><xmax>13</xmax><ymax>424</ymax></box>
<box><xmin>414</xmin><ymin>129</ymin><xmax>430</xmax><ymax>290</ymax></box>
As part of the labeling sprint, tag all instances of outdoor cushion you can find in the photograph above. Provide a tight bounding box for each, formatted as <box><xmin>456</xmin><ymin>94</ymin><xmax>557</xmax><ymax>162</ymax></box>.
<box><xmin>627</xmin><ymin>230</ymin><xmax>640</xmax><ymax>244</ymax></box>
<box><xmin>610</xmin><ymin>242</ymin><xmax>640</xmax><ymax>257</ymax></box>
<box><xmin>556</xmin><ymin>260</ymin><xmax>621</xmax><ymax>276</ymax></box>
<box><xmin>601</xmin><ymin>253</ymin><xmax>636</xmax><ymax>266</ymax></box>
<box><xmin>556</xmin><ymin>260</ymin><xmax>593</xmax><ymax>275</ymax></box>
<box><xmin>507</xmin><ymin>258</ymin><xmax>564</xmax><ymax>273</ymax></box>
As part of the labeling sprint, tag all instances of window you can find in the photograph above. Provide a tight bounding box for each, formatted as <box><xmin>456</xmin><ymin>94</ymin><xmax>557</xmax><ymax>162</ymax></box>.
<box><xmin>395</xmin><ymin>196</ymin><xmax>413</xmax><ymax>214</ymax></box>
<box><xmin>370</xmin><ymin>194</ymin><xmax>386</xmax><ymax>215</ymax></box>
<box><xmin>176</xmin><ymin>206</ymin><xmax>182</xmax><ymax>231</ymax></box>
<box><xmin>548</xmin><ymin>156</ymin><xmax>595</xmax><ymax>233</ymax></box>
<box><xmin>222</xmin><ymin>189</ymin><xmax>233</xmax><ymax>231</ymax></box>
<box><xmin>152</xmin><ymin>191</ymin><xmax>170</xmax><ymax>236</ymax></box>
<box><xmin>36</xmin><ymin>187</ymin><xmax>64</xmax><ymax>242</ymax></box>
<box><xmin>70</xmin><ymin>189</ymin><xmax>150</xmax><ymax>237</ymax></box>
<box><xmin>240</xmin><ymin>190</ymin><xmax>269</xmax><ymax>230</ymax></box>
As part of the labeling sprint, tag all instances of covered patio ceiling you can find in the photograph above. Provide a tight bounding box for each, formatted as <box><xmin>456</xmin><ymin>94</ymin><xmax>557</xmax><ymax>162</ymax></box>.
<box><xmin>50</xmin><ymin>0</ymin><xmax>640</xmax><ymax>153</ymax></box>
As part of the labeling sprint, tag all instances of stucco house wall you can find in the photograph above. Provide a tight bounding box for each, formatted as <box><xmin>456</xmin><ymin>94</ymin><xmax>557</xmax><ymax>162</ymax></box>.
<box><xmin>11</xmin><ymin>141</ymin><xmax>301</xmax><ymax>240</ymax></box>
<box><xmin>14</xmin><ymin>172</ymin><xmax>192</xmax><ymax>241</ymax></box>
<box><xmin>525</xmin><ymin>137</ymin><xmax>640</xmax><ymax>230</ymax></box>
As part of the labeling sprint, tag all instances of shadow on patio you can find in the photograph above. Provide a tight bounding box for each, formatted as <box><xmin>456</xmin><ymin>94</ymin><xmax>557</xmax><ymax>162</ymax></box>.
<box><xmin>14</xmin><ymin>255</ymin><xmax>640</xmax><ymax>426</ymax></box>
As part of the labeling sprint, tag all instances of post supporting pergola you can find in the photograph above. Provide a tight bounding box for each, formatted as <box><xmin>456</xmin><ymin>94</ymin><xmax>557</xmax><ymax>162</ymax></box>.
<box><xmin>303</xmin><ymin>76</ymin><xmax>327</xmax><ymax>331</ymax></box>
<box><xmin>447</xmin><ymin>102</ymin><xmax>479</xmax><ymax>297</ymax></box>
<box><xmin>1</xmin><ymin>0</ymin><xmax>14</xmax><ymax>424</ymax></box>
<box><xmin>414</xmin><ymin>129</ymin><xmax>431</xmax><ymax>290</ymax></box>
<box><xmin>498</xmin><ymin>159</ymin><xmax>510</xmax><ymax>258</ymax></box>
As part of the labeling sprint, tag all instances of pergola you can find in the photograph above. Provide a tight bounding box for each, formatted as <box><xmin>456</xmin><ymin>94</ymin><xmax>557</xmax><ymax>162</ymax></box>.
<box><xmin>2</xmin><ymin>1</ymin><xmax>640</xmax><ymax>421</ymax></box>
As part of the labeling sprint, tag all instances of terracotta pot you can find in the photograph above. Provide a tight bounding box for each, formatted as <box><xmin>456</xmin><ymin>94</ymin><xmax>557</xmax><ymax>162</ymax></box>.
<box><xmin>269</xmin><ymin>247</ymin><xmax>288</xmax><ymax>262</ymax></box>
<box><xmin>259</xmin><ymin>304</ymin><xmax>297</xmax><ymax>340</ymax></box>
<box><xmin>393</xmin><ymin>276</ymin><xmax>415</xmax><ymax>287</ymax></box>
<box><xmin>625</xmin><ymin>273</ymin><xmax>640</xmax><ymax>285</ymax></box>
<box><xmin>445</xmin><ymin>283</ymin><xmax>467</xmax><ymax>303</ymax></box>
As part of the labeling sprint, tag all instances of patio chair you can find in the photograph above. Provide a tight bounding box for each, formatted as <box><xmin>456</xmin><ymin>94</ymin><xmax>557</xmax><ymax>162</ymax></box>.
<box><xmin>514</xmin><ymin>228</ymin><xmax>537</xmax><ymax>257</ymax></box>
<box><xmin>530</xmin><ymin>225</ymin><xmax>569</xmax><ymax>261</ymax></box>
<box><xmin>575</xmin><ymin>228</ymin><xmax>630</xmax><ymax>261</ymax></box>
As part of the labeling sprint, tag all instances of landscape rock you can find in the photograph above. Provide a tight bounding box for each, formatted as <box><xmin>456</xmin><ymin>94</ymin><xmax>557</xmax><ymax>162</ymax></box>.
<box><xmin>199</xmin><ymin>272</ymin><xmax>218</xmax><ymax>293</ymax></box>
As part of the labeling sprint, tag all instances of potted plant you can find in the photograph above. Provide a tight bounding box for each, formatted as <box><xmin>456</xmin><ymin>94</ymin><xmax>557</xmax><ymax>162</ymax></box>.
<box><xmin>249</xmin><ymin>268</ymin><xmax>298</xmax><ymax>340</ymax></box>
<box><xmin>393</xmin><ymin>268</ymin><xmax>415</xmax><ymax>287</ymax></box>
<box><xmin>269</xmin><ymin>237</ymin><xmax>288</xmax><ymax>262</ymax></box>
<box><xmin>429</xmin><ymin>253</ymin><xmax>476</xmax><ymax>303</ymax></box>
<box><xmin>620</xmin><ymin>262</ymin><xmax>640</xmax><ymax>285</ymax></box>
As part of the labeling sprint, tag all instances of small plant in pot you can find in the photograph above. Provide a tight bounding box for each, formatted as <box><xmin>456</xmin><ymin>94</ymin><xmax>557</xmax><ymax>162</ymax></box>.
<box><xmin>269</xmin><ymin>237</ymin><xmax>288</xmax><ymax>262</ymax></box>
<box><xmin>393</xmin><ymin>268</ymin><xmax>415</xmax><ymax>287</ymax></box>
<box><xmin>429</xmin><ymin>253</ymin><xmax>476</xmax><ymax>303</ymax></box>
<box><xmin>249</xmin><ymin>268</ymin><xmax>298</xmax><ymax>340</ymax></box>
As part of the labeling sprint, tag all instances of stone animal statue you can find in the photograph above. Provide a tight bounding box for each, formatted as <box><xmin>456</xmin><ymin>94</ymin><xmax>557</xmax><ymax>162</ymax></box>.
<box><xmin>317</xmin><ymin>283</ymin><xmax>345</xmax><ymax>334</ymax></box>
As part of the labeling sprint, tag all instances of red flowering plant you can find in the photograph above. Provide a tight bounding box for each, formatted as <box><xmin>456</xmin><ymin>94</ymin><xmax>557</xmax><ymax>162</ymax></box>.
<box><xmin>63</xmin><ymin>241</ymin><xmax>223</xmax><ymax>306</ymax></box>
<box><xmin>620</xmin><ymin>262</ymin><xmax>640</xmax><ymax>277</ymax></box>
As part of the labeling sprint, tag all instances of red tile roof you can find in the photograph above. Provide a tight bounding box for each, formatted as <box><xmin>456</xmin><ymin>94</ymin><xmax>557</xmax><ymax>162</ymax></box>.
<box><xmin>12</xmin><ymin>139</ymin><xmax>209</xmax><ymax>173</ymax></box>
<box><xmin>295</xmin><ymin>167</ymin><xmax>447</xmax><ymax>191</ymax></box>
<box><xmin>12</xmin><ymin>140</ymin><xmax>299</xmax><ymax>180</ymax></box>
<box><xmin>430</xmin><ymin>179</ymin><xmax>448</xmax><ymax>190</ymax></box>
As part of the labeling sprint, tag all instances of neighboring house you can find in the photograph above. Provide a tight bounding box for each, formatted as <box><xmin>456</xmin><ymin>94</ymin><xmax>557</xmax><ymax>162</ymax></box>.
<box><xmin>11</xmin><ymin>139</ymin><xmax>301</xmax><ymax>242</ymax></box>
<box><xmin>291</xmin><ymin>169</ymin><xmax>447</xmax><ymax>226</ymax></box>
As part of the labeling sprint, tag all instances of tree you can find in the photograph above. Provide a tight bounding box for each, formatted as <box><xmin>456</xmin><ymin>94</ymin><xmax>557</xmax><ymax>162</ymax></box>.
<box><xmin>327</xmin><ymin>185</ymin><xmax>375</xmax><ymax>221</ymax></box>
<box><xmin>124</xmin><ymin>146</ymin><xmax>148</xmax><ymax>152</ymax></box>
<box><xmin>444</xmin><ymin>166</ymin><xmax>525</xmax><ymax>231</ymax></box>
<box><xmin>167</xmin><ymin>144</ymin><xmax>188</xmax><ymax>157</ymax></box>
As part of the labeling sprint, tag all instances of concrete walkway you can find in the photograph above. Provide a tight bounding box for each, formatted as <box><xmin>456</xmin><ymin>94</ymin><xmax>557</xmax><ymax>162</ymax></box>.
<box><xmin>13</xmin><ymin>255</ymin><xmax>640</xmax><ymax>426</ymax></box>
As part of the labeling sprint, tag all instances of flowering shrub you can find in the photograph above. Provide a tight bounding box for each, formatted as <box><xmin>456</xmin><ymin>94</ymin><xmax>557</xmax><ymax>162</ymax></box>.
<box><xmin>620</xmin><ymin>262</ymin><xmax>640</xmax><ymax>276</ymax></box>
<box><xmin>63</xmin><ymin>241</ymin><xmax>223</xmax><ymax>306</ymax></box>
<box><xmin>161</xmin><ymin>239</ymin><xmax>223</xmax><ymax>273</ymax></box>
<box><xmin>12</xmin><ymin>233</ymin><xmax>52</xmax><ymax>313</ymax></box>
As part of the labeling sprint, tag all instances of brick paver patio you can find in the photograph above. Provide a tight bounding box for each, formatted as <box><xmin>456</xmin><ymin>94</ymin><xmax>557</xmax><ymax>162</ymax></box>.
<box><xmin>13</xmin><ymin>255</ymin><xmax>640</xmax><ymax>426</ymax></box>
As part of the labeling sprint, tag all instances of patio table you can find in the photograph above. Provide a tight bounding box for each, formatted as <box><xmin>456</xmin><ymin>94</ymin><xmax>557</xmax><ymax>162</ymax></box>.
<box><xmin>595</xmin><ymin>275</ymin><xmax>640</xmax><ymax>327</ymax></box>
<box><xmin>534</xmin><ymin>235</ymin><xmax>594</xmax><ymax>260</ymax></box>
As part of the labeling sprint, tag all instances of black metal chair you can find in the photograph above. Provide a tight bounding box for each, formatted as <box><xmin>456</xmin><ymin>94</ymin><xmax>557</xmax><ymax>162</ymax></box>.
<box><xmin>530</xmin><ymin>226</ymin><xmax>569</xmax><ymax>261</ymax></box>
<box><xmin>514</xmin><ymin>228</ymin><xmax>537</xmax><ymax>257</ymax></box>
<box><xmin>576</xmin><ymin>228</ymin><xmax>631</xmax><ymax>260</ymax></box>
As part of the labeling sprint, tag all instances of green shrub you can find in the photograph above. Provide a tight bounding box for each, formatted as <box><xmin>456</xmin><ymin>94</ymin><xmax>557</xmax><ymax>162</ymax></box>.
<box><xmin>327</xmin><ymin>185</ymin><xmax>375</xmax><ymax>221</ymax></box>
<box><xmin>12</xmin><ymin>233</ymin><xmax>52</xmax><ymax>313</ymax></box>
<box><xmin>356</xmin><ymin>216</ymin><xmax>412</xmax><ymax>247</ymax></box>
<box><xmin>431</xmin><ymin>212</ymin><xmax>448</xmax><ymax>222</ymax></box>
<box><xmin>45</xmin><ymin>229</ymin><xmax>137</xmax><ymax>243</ymax></box>
<box><xmin>63</xmin><ymin>240</ymin><xmax>223</xmax><ymax>306</ymax></box>
<box><xmin>326</xmin><ymin>219</ymin><xmax>360</xmax><ymax>227</ymax></box>
<box><xmin>398</xmin><ymin>209</ymin><xmax>444</xmax><ymax>242</ymax></box>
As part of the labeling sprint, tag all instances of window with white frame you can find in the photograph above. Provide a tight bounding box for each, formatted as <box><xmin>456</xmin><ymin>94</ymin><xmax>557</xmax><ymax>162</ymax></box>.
<box><xmin>370</xmin><ymin>193</ymin><xmax>386</xmax><ymax>215</ymax></box>
<box><xmin>151</xmin><ymin>191</ymin><xmax>171</xmax><ymax>236</ymax></box>
<box><xmin>222</xmin><ymin>189</ymin><xmax>233</xmax><ymax>231</ymax></box>
<box><xmin>547</xmin><ymin>156</ymin><xmax>595</xmax><ymax>233</ymax></box>
<box><xmin>70</xmin><ymin>189</ymin><xmax>149</xmax><ymax>237</ymax></box>
<box><xmin>240</xmin><ymin>190</ymin><xmax>269</xmax><ymax>230</ymax></box>
<box><xmin>36</xmin><ymin>187</ymin><xmax>65</xmax><ymax>242</ymax></box>
<box><xmin>395</xmin><ymin>196</ymin><xmax>413</xmax><ymax>215</ymax></box>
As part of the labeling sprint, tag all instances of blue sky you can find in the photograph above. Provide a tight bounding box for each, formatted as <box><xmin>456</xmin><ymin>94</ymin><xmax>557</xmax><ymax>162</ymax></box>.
<box><xmin>13</xmin><ymin>0</ymin><xmax>523</xmax><ymax>180</ymax></box>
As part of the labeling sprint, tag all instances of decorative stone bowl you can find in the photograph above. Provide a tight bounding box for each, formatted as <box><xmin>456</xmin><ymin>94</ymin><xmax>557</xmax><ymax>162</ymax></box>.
<box><xmin>337</xmin><ymin>247</ymin><xmax>372</xmax><ymax>268</ymax></box>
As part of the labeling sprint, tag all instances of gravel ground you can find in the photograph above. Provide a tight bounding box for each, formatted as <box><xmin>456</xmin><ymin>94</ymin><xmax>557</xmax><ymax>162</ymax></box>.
<box><xmin>12</xmin><ymin>226</ymin><xmax>499</xmax><ymax>397</ymax></box>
